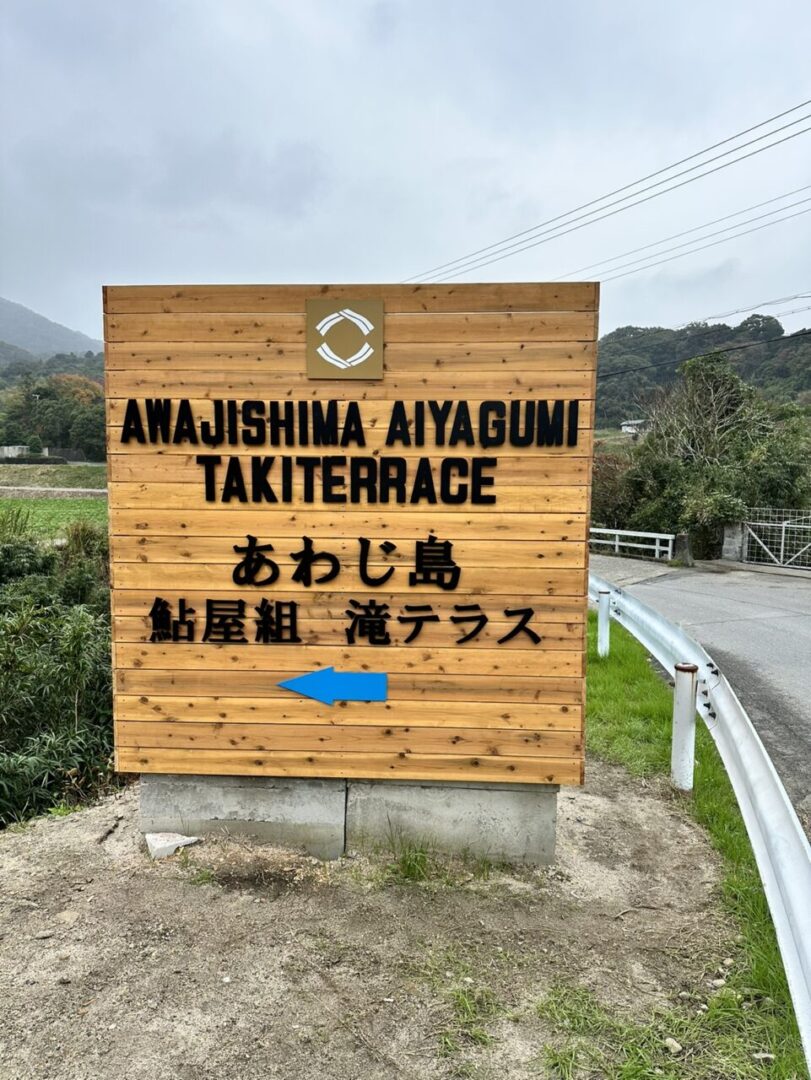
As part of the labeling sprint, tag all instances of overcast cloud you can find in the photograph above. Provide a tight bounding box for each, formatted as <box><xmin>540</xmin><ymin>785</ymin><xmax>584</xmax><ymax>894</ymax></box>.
<box><xmin>1</xmin><ymin>0</ymin><xmax>810</xmax><ymax>339</ymax></box>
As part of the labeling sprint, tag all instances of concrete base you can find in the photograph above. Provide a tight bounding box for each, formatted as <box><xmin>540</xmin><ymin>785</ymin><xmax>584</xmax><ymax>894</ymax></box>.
<box><xmin>346</xmin><ymin>780</ymin><xmax>558</xmax><ymax>864</ymax></box>
<box><xmin>140</xmin><ymin>775</ymin><xmax>558</xmax><ymax>865</ymax></box>
<box><xmin>139</xmin><ymin>774</ymin><xmax>346</xmax><ymax>860</ymax></box>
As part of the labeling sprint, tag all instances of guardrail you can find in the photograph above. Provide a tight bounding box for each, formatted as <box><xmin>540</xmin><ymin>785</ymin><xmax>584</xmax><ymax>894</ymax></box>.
<box><xmin>589</xmin><ymin>573</ymin><xmax>811</xmax><ymax>1066</ymax></box>
<box><xmin>589</xmin><ymin>527</ymin><xmax>675</xmax><ymax>560</ymax></box>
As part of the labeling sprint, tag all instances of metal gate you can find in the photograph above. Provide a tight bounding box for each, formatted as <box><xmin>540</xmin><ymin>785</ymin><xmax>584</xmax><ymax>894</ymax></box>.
<box><xmin>742</xmin><ymin>508</ymin><xmax>811</xmax><ymax>569</ymax></box>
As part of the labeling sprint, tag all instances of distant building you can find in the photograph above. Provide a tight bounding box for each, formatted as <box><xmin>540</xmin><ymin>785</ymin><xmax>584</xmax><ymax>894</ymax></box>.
<box><xmin>0</xmin><ymin>445</ymin><xmax>32</xmax><ymax>459</ymax></box>
<box><xmin>620</xmin><ymin>419</ymin><xmax>648</xmax><ymax>439</ymax></box>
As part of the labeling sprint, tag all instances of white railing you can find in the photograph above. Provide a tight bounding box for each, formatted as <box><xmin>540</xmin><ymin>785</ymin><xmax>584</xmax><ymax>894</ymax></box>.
<box><xmin>589</xmin><ymin>573</ymin><xmax>811</xmax><ymax>1067</ymax></box>
<box><xmin>589</xmin><ymin>527</ymin><xmax>675</xmax><ymax>560</ymax></box>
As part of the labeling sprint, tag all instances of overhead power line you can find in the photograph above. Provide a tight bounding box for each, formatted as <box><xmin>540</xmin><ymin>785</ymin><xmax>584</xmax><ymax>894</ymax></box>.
<box><xmin>596</xmin><ymin>329</ymin><xmax>811</xmax><ymax>381</ymax></box>
<box><xmin>599</xmin><ymin>204</ymin><xmax>811</xmax><ymax>283</ymax></box>
<box><xmin>424</xmin><ymin>123</ymin><xmax>811</xmax><ymax>283</ymax></box>
<box><xmin>556</xmin><ymin>186</ymin><xmax>811</xmax><ymax>279</ymax></box>
<box><xmin>405</xmin><ymin>98</ymin><xmax>811</xmax><ymax>282</ymax></box>
<box><xmin>676</xmin><ymin>290</ymin><xmax>811</xmax><ymax>327</ymax></box>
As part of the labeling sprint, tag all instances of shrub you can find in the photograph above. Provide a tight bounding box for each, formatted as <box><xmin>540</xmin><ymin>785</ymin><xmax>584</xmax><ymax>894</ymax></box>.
<box><xmin>0</xmin><ymin>528</ymin><xmax>115</xmax><ymax>826</ymax></box>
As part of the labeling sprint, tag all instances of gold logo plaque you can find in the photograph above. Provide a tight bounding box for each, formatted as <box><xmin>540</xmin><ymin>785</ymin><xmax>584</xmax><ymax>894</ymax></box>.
<box><xmin>305</xmin><ymin>298</ymin><xmax>384</xmax><ymax>380</ymax></box>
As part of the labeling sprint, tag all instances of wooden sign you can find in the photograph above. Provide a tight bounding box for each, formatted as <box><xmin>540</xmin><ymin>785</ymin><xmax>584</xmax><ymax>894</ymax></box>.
<box><xmin>104</xmin><ymin>283</ymin><xmax>598</xmax><ymax>786</ymax></box>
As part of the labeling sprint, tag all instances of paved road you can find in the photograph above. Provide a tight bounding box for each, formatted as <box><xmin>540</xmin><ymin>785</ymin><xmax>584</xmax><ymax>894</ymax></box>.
<box><xmin>591</xmin><ymin>556</ymin><xmax>811</xmax><ymax>830</ymax></box>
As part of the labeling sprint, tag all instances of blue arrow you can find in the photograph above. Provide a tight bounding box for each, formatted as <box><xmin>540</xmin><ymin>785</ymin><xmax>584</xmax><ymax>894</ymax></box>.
<box><xmin>278</xmin><ymin>666</ymin><xmax>388</xmax><ymax>706</ymax></box>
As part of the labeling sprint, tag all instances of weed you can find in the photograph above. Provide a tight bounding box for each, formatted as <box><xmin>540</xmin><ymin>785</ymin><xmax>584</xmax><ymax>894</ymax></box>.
<box><xmin>47</xmin><ymin>801</ymin><xmax>81</xmax><ymax>817</ymax></box>
<box><xmin>189</xmin><ymin>868</ymin><xmax>216</xmax><ymax>886</ymax></box>
<box><xmin>541</xmin><ymin>1044</ymin><xmax>579</xmax><ymax>1079</ymax></box>
<box><xmin>585</xmin><ymin>612</ymin><xmax>806</xmax><ymax>1075</ymax></box>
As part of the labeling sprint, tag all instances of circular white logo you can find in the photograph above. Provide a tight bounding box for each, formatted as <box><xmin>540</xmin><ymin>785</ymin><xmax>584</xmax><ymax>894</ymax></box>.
<box><xmin>315</xmin><ymin>308</ymin><xmax>376</xmax><ymax>370</ymax></box>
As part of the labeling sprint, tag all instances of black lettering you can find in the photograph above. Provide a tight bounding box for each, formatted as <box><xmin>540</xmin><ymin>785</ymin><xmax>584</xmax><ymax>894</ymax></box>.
<box><xmin>196</xmin><ymin>455</ymin><xmax>221</xmax><ymax>501</ymax></box>
<box><xmin>240</xmin><ymin>401</ymin><xmax>265</xmax><ymax>446</ymax></box>
<box><xmin>121</xmin><ymin>399</ymin><xmax>146</xmax><ymax>444</ymax></box>
<box><xmin>297</xmin><ymin>401</ymin><xmax>310</xmax><ymax>447</ymax></box>
<box><xmin>379</xmin><ymin>457</ymin><xmax>407</xmax><ymax>503</ymax></box>
<box><xmin>537</xmin><ymin>400</ymin><xmax>565</xmax><ymax>446</ymax></box>
<box><xmin>409</xmin><ymin>458</ymin><xmax>437</xmax><ymax>503</ymax></box>
<box><xmin>222</xmin><ymin>457</ymin><xmax>248</xmax><ymax>502</ymax></box>
<box><xmin>509</xmin><ymin>401</ymin><xmax>535</xmax><ymax>447</ymax></box>
<box><xmin>200</xmin><ymin>400</ymin><xmax>225</xmax><ymax>447</ymax></box>
<box><xmin>295</xmin><ymin>456</ymin><xmax>319</xmax><ymax>502</ymax></box>
<box><xmin>312</xmin><ymin>401</ymin><xmax>338</xmax><ymax>445</ymax></box>
<box><xmin>479</xmin><ymin>401</ymin><xmax>505</xmax><ymax>449</ymax></box>
<box><xmin>385</xmin><ymin>401</ymin><xmax>411</xmax><ymax>446</ymax></box>
<box><xmin>322</xmin><ymin>456</ymin><xmax>347</xmax><ymax>503</ymax></box>
<box><xmin>567</xmin><ymin>400</ymin><xmax>579</xmax><ymax>447</ymax></box>
<box><xmin>227</xmin><ymin>400</ymin><xmax>239</xmax><ymax>445</ymax></box>
<box><xmin>471</xmin><ymin>458</ymin><xmax>497</xmax><ymax>504</ymax></box>
<box><xmin>268</xmin><ymin>401</ymin><xmax>295</xmax><ymax>447</ymax></box>
<box><xmin>145</xmin><ymin>399</ymin><xmax>172</xmax><ymax>442</ymax></box>
<box><xmin>440</xmin><ymin>458</ymin><xmax>469</xmax><ymax>504</ymax></box>
<box><xmin>448</xmin><ymin>401</ymin><xmax>474</xmax><ymax>446</ymax></box>
<box><xmin>341</xmin><ymin>402</ymin><xmax>365</xmax><ymax>447</ymax></box>
<box><xmin>428</xmin><ymin>401</ymin><xmax>453</xmax><ymax>445</ymax></box>
<box><xmin>172</xmin><ymin>399</ymin><xmax>199</xmax><ymax>444</ymax></box>
<box><xmin>350</xmin><ymin>457</ymin><xmax>378</xmax><ymax>503</ymax></box>
<box><xmin>250</xmin><ymin>457</ymin><xmax>276</xmax><ymax>503</ymax></box>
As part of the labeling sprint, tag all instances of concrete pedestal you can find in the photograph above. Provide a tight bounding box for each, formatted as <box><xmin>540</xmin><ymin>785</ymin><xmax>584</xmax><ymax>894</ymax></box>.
<box><xmin>346</xmin><ymin>779</ymin><xmax>557</xmax><ymax>864</ymax></box>
<box><xmin>140</xmin><ymin>775</ymin><xmax>559</xmax><ymax>865</ymax></box>
<box><xmin>139</xmin><ymin>774</ymin><xmax>346</xmax><ymax>860</ymax></box>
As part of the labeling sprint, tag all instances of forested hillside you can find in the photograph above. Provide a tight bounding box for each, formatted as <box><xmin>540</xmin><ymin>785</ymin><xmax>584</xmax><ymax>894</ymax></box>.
<box><xmin>597</xmin><ymin>315</ymin><xmax>811</xmax><ymax>426</ymax></box>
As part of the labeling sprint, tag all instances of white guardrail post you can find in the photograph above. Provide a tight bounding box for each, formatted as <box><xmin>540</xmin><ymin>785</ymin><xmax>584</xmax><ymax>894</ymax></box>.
<box><xmin>671</xmin><ymin>662</ymin><xmax>698</xmax><ymax>791</ymax></box>
<box><xmin>597</xmin><ymin>590</ymin><xmax>611</xmax><ymax>657</ymax></box>
<box><xmin>588</xmin><ymin>572</ymin><xmax>811</xmax><ymax>1067</ymax></box>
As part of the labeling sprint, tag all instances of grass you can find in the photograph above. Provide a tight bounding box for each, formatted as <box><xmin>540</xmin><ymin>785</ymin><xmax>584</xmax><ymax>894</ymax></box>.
<box><xmin>574</xmin><ymin>612</ymin><xmax>808</xmax><ymax>1078</ymax></box>
<box><xmin>0</xmin><ymin>497</ymin><xmax>107</xmax><ymax>537</ymax></box>
<box><xmin>0</xmin><ymin>463</ymin><xmax>107</xmax><ymax>489</ymax></box>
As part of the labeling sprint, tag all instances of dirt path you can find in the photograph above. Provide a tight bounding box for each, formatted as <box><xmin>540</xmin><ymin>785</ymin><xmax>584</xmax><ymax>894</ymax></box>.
<box><xmin>0</xmin><ymin>761</ymin><xmax>732</xmax><ymax>1079</ymax></box>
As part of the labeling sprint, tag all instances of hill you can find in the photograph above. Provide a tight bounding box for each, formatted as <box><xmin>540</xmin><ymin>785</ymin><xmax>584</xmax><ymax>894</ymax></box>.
<box><xmin>0</xmin><ymin>339</ymin><xmax>36</xmax><ymax>366</ymax></box>
<box><xmin>0</xmin><ymin>296</ymin><xmax>102</xmax><ymax>357</ymax></box>
<box><xmin>597</xmin><ymin>314</ymin><xmax>811</xmax><ymax>426</ymax></box>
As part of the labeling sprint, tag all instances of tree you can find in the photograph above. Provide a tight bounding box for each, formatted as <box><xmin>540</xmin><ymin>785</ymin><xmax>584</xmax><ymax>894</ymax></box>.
<box><xmin>606</xmin><ymin>354</ymin><xmax>811</xmax><ymax>556</ymax></box>
<box><xmin>27</xmin><ymin>434</ymin><xmax>43</xmax><ymax>455</ymax></box>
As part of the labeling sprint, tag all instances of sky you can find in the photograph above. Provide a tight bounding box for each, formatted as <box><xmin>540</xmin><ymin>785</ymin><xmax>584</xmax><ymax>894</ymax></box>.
<box><xmin>1</xmin><ymin>0</ymin><xmax>810</xmax><ymax>341</ymax></box>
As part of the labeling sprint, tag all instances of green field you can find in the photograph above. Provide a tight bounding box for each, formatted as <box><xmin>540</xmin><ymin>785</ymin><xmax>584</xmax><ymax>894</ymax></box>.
<box><xmin>0</xmin><ymin>496</ymin><xmax>108</xmax><ymax>537</ymax></box>
<box><xmin>0</xmin><ymin>463</ymin><xmax>107</xmax><ymax>489</ymax></box>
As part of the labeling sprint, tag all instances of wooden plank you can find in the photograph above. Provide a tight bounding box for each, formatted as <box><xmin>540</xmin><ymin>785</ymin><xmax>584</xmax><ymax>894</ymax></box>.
<box><xmin>116</xmin><ymin>746</ymin><xmax>583</xmax><ymax>784</ymax></box>
<box><xmin>110</xmin><ymin>536</ymin><xmax>586</xmax><ymax>568</ymax></box>
<box><xmin>109</xmin><ymin>509</ymin><xmax>589</xmax><ymax>541</ymax></box>
<box><xmin>104</xmin><ymin>340</ymin><xmax>597</xmax><ymax>371</ymax></box>
<box><xmin>114</xmin><ymin>642</ymin><xmax>583</xmax><ymax>677</ymax></box>
<box><xmin>104</xmin><ymin>311</ymin><xmax>597</xmax><ymax>344</ymax></box>
<box><xmin>115</xmin><ymin>668</ymin><xmax>584</xmax><ymax>703</ymax></box>
<box><xmin>107</xmin><ymin>454</ymin><xmax>591</xmax><ymax>487</ymax></box>
<box><xmin>115</xmin><ymin>720</ymin><xmax>581</xmax><ymax>758</ymax></box>
<box><xmin>111</xmin><ymin>589</ymin><xmax>587</xmax><ymax>621</ymax></box>
<box><xmin>114</xmin><ymin>694</ymin><xmax>582</xmax><ymax>729</ymax></box>
<box><xmin>107</xmin><ymin>483</ymin><xmax>590</xmax><ymax>514</ymax></box>
<box><xmin>110</xmin><ymin>562</ymin><xmax>587</xmax><ymax>594</ymax></box>
<box><xmin>105</xmin><ymin>368</ymin><xmax>595</xmax><ymax>400</ymax></box>
<box><xmin>104</xmin><ymin>282</ymin><xmax>599</xmax><ymax>314</ymax></box>
<box><xmin>113</xmin><ymin>615</ymin><xmax>585</xmax><ymax>650</ymax></box>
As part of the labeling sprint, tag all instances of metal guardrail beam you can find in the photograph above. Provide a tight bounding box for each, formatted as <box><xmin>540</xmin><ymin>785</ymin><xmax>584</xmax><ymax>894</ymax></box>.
<box><xmin>588</xmin><ymin>572</ymin><xmax>811</xmax><ymax>1066</ymax></box>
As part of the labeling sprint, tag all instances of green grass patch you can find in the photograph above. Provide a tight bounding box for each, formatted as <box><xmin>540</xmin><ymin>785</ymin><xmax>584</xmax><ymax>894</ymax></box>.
<box><xmin>0</xmin><ymin>497</ymin><xmax>107</xmax><ymax>537</ymax></box>
<box><xmin>0</xmin><ymin>463</ymin><xmax>107</xmax><ymax>489</ymax></box>
<box><xmin>581</xmin><ymin>612</ymin><xmax>806</xmax><ymax>1077</ymax></box>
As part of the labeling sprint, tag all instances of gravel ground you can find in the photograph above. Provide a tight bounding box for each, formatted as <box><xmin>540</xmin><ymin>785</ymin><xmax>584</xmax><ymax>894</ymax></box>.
<box><xmin>0</xmin><ymin>760</ymin><xmax>732</xmax><ymax>1080</ymax></box>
